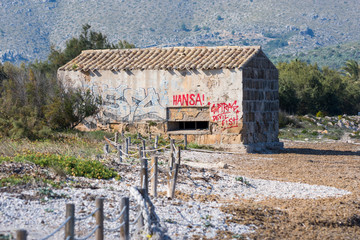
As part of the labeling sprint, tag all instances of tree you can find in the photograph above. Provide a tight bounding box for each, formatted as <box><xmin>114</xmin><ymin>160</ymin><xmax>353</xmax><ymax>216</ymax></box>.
<box><xmin>277</xmin><ymin>60</ymin><xmax>324</xmax><ymax>115</ymax></box>
<box><xmin>277</xmin><ymin>59</ymin><xmax>360</xmax><ymax>115</ymax></box>
<box><xmin>115</xmin><ymin>40</ymin><xmax>135</xmax><ymax>49</ymax></box>
<box><xmin>44</xmin><ymin>88</ymin><xmax>100</xmax><ymax>130</ymax></box>
<box><xmin>342</xmin><ymin>60</ymin><xmax>359</xmax><ymax>81</ymax></box>
<box><xmin>46</xmin><ymin>24</ymin><xmax>135</xmax><ymax>71</ymax></box>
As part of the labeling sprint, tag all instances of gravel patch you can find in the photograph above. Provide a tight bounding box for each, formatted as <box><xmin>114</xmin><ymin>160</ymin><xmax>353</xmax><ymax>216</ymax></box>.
<box><xmin>0</xmin><ymin>150</ymin><xmax>351</xmax><ymax>239</ymax></box>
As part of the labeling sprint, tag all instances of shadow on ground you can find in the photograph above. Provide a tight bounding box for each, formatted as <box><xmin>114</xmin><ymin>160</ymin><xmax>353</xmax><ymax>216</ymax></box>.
<box><xmin>276</xmin><ymin>148</ymin><xmax>360</xmax><ymax>156</ymax></box>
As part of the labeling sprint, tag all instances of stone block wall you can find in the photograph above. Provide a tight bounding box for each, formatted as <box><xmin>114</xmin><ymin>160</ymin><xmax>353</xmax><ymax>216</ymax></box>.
<box><xmin>241</xmin><ymin>51</ymin><xmax>280</xmax><ymax>147</ymax></box>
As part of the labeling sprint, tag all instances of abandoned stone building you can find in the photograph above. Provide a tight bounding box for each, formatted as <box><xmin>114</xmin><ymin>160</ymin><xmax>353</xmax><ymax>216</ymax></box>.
<box><xmin>58</xmin><ymin>46</ymin><xmax>282</xmax><ymax>152</ymax></box>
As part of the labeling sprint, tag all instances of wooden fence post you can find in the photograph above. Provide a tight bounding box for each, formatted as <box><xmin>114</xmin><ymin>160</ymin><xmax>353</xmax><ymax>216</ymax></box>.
<box><xmin>166</xmin><ymin>166</ymin><xmax>172</xmax><ymax>198</ymax></box>
<box><xmin>177</xmin><ymin>146</ymin><xmax>181</xmax><ymax>164</ymax></box>
<box><xmin>140</xmin><ymin>159</ymin><xmax>148</xmax><ymax>196</ymax></box>
<box><xmin>170</xmin><ymin>139</ymin><xmax>175</xmax><ymax>168</ymax></box>
<box><xmin>95</xmin><ymin>198</ymin><xmax>104</xmax><ymax>240</ymax></box>
<box><xmin>184</xmin><ymin>134</ymin><xmax>187</xmax><ymax>149</ymax></box>
<box><xmin>142</xmin><ymin>140</ymin><xmax>146</xmax><ymax>157</ymax></box>
<box><xmin>150</xmin><ymin>156</ymin><xmax>158</xmax><ymax>197</ymax></box>
<box><xmin>137</xmin><ymin>132</ymin><xmax>140</xmax><ymax>139</ymax></box>
<box><xmin>115</xmin><ymin>132</ymin><xmax>119</xmax><ymax>143</ymax></box>
<box><xmin>139</xmin><ymin>146</ymin><xmax>143</xmax><ymax>159</ymax></box>
<box><xmin>154</xmin><ymin>135</ymin><xmax>159</xmax><ymax>149</ymax></box>
<box><xmin>128</xmin><ymin>137</ymin><xmax>131</xmax><ymax>146</ymax></box>
<box><xmin>120</xmin><ymin>197</ymin><xmax>130</xmax><ymax>240</ymax></box>
<box><xmin>65</xmin><ymin>203</ymin><xmax>75</xmax><ymax>240</ymax></box>
<box><xmin>137</xmin><ymin>189</ymin><xmax>145</xmax><ymax>230</ymax></box>
<box><xmin>125</xmin><ymin>138</ymin><xmax>129</xmax><ymax>155</ymax></box>
<box><xmin>104</xmin><ymin>144</ymin><xmax>109</xmax><ymax>155</ymax></box>
<box><xmin>16</xmin><ymin>230</ymin><xmax>27</xmax><ymax>240</ymax></box>
<box><xmin>118</xmin><ymin>145</ymin><xmax>123</xmax><ymax>162</ymax></box>
<box><xmin>170</xmin><ymin>163</ymin><xmax>180</xmax><ymax>199</ymax></box>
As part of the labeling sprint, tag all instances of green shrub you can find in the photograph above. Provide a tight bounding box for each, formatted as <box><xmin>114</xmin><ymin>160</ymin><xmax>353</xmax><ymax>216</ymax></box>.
<box><xmin>13</xmin><ymin>153</ymin><xmax>118</xmax><ymax>179</ymax></box>
<box><xmin>187</xmin><ymin>142</ymin><xmax>214</xmax><ymax>150</ymax></box>
<box><xmin>316</xmin><ymin>111</ymin><xmax>326</xmax><ymax>118</ymax></box>
<box><xmin>83</xmin><ymin>130</ymin><xmax>114</xmax><ymax>141</ymax></box>
<box><xmin>0</xmin><ymin>174</ymin><xmax>62</xmax><ymax>188</ymax></box>
<box><xmin>147</xmin><ymin>121</ymin><xmax>157</xmax><ymax>127</ymax></box>
<box><xmin>279</xmin><ymin>111</ymin><xmax>302</xmax><ymax>128</ymax></box>
<box><xmin>311</xmin><ymin>131</ymin><xmax>319</xmax><ymax>136</ymax></box>
<box><xmin>0</xmin><ymin>175</ymin><xmax>34</xmax><ymax>187</ymax></box>
<box><xmin>0</xmin><ymin>64</ymin><xmax>100</xmax><ymax>139</ymax></box>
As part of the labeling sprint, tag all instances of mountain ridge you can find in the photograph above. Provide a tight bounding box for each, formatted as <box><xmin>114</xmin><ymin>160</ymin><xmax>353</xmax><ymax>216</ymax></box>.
<box><xmin>1</xmin><ymin>0</ymin><xmax>359</xmax><ymax>64</ymax></box>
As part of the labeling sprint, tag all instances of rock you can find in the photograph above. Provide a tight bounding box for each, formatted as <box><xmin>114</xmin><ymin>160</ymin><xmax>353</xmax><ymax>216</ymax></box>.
<box><xmin>217</xmin><ymin>162</ymin><xmax>228</xmax><ymax>169</ymax></box>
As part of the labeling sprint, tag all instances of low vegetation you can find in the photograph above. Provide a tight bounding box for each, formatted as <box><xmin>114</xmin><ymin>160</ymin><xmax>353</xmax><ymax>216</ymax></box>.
<box><xmin>278</xmin><ymin>112</ymin><xmax>360</xmax><ymax>141</ymax></box>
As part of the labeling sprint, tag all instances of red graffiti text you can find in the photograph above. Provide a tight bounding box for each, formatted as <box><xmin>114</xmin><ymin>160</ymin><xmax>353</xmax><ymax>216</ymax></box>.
<box><xmin>211</xmin><ymin>101</ymin><xmax>240</xmax><ymax>129</ymax></box>
<box><xmin>173</xmin><ymin>93</ymin><xmax>205</xmax><ymax>106</ymax></box>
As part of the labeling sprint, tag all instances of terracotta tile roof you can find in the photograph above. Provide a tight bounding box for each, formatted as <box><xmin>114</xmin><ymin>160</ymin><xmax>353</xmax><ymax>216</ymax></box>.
<box><xmin>58</xmin><ymin>46</ymin><xmax>262</xmax><ymax>71</ymax></box>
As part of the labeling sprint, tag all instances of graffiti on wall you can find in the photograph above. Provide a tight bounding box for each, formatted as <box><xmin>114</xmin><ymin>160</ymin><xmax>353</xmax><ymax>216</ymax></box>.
<box><xmin>99</xmin><ymin>85</ymin><xmax>166</xmax><ymax>122</ymax></box>
<box><xmin>173</xmin><ymin>93</ymin><xmax>206</xmax><ymax>106</ymax></box>
<box><xmin>211</xmin><ymin>100</ymin><xmax>240</xmax><ymax>129</ymax></box>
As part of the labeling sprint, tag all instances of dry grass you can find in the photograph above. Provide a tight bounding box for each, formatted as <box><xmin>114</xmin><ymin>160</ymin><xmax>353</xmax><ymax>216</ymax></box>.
<box><xmin>0</xmin><ymin>133</ymin><xmax>104</xmax><ymax>159</ymax></box>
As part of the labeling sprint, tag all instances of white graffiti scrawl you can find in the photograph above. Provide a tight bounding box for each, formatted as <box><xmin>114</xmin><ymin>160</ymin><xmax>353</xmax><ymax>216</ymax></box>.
<box><xmin>101</xmin><ymin>85</ymin><xmax>166</xmax><ymax>122</ymax></box>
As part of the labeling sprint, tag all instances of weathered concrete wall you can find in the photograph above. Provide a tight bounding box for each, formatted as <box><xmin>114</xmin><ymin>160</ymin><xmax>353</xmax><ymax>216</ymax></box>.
<box><xmin>241</xmin><ymin>51</ymin><xmax>282</xmax><ymax>151</ymax></box>
<box><xmin>58</xmin><ymin>51</ymin><xmax>282</xmax><ymax>152</ymax></box>
<box><xmin>58</xmin><ymin>68</ymin><xmax>244</xmax><ymax>145</ymax></box>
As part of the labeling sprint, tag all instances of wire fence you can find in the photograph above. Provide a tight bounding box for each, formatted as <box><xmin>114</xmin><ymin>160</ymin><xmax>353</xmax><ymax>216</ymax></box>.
<box><xmin>16</xmin><ymin>187</ymin><xmax>163</xmax><ymax>240</ymax></box>
<box><xmin>103</xmin><ymin>133</ymin><xmax>182</xmax><ymax>198</ymax></box>
<box><xmin>14</xmin><ymin>132</ymin><xmax>183</xmax><ymax>240</ymax></box>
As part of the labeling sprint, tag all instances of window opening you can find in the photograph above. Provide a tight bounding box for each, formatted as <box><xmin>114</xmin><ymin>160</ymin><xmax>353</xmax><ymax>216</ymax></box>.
<box><xmin>168</xmin><ymin>121</ymin><xmax>209</xmax><ymax>131</ymax></box>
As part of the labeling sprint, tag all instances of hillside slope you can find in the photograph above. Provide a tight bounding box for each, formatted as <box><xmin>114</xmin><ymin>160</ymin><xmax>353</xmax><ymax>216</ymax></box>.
<box><xmin>271</xmin><ymin>41</ymin><xmax>360</xmax><ymax>69</ymax></box>
<box><xmin>0</xmin><ymin>0</ymin><xmax>359</xmax><ymax>63</ymax></box>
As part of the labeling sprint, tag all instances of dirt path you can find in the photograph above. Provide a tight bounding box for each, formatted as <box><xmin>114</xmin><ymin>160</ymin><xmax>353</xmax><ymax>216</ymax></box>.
<box><xmin>210</xmin><ymin>141</ymin><xmax>360</xmax><ymax>239</ymax></box>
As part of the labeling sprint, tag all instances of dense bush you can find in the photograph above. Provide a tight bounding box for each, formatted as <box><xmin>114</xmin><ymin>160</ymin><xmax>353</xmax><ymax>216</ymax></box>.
<box><xmin>277</xmin><ymin>60</ymin><xmax>360</xmax><ymax>115</ymax></box>
<box><xmin>0</xmin><ymin>63</ymin><xmax>99</xmax><ymax>139</ymax></box>
<box><xmin>0</xmin><ymin>24</ymin><xmax>134</xmax><ymax>139</ymax></box>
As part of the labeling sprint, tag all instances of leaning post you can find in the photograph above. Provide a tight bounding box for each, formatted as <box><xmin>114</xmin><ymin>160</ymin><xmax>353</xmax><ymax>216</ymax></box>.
<box><xmin>150</xmin><ymin>156</ymin><xmax>158</xmax><ymax>197</ymax></box>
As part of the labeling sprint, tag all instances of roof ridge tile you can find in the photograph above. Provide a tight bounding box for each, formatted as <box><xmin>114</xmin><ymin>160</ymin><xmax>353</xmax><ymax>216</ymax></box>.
<box><xmin>60</xmin><ymin>46</ymin><xmax>263</xmax><ymax>71</ymax></box>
